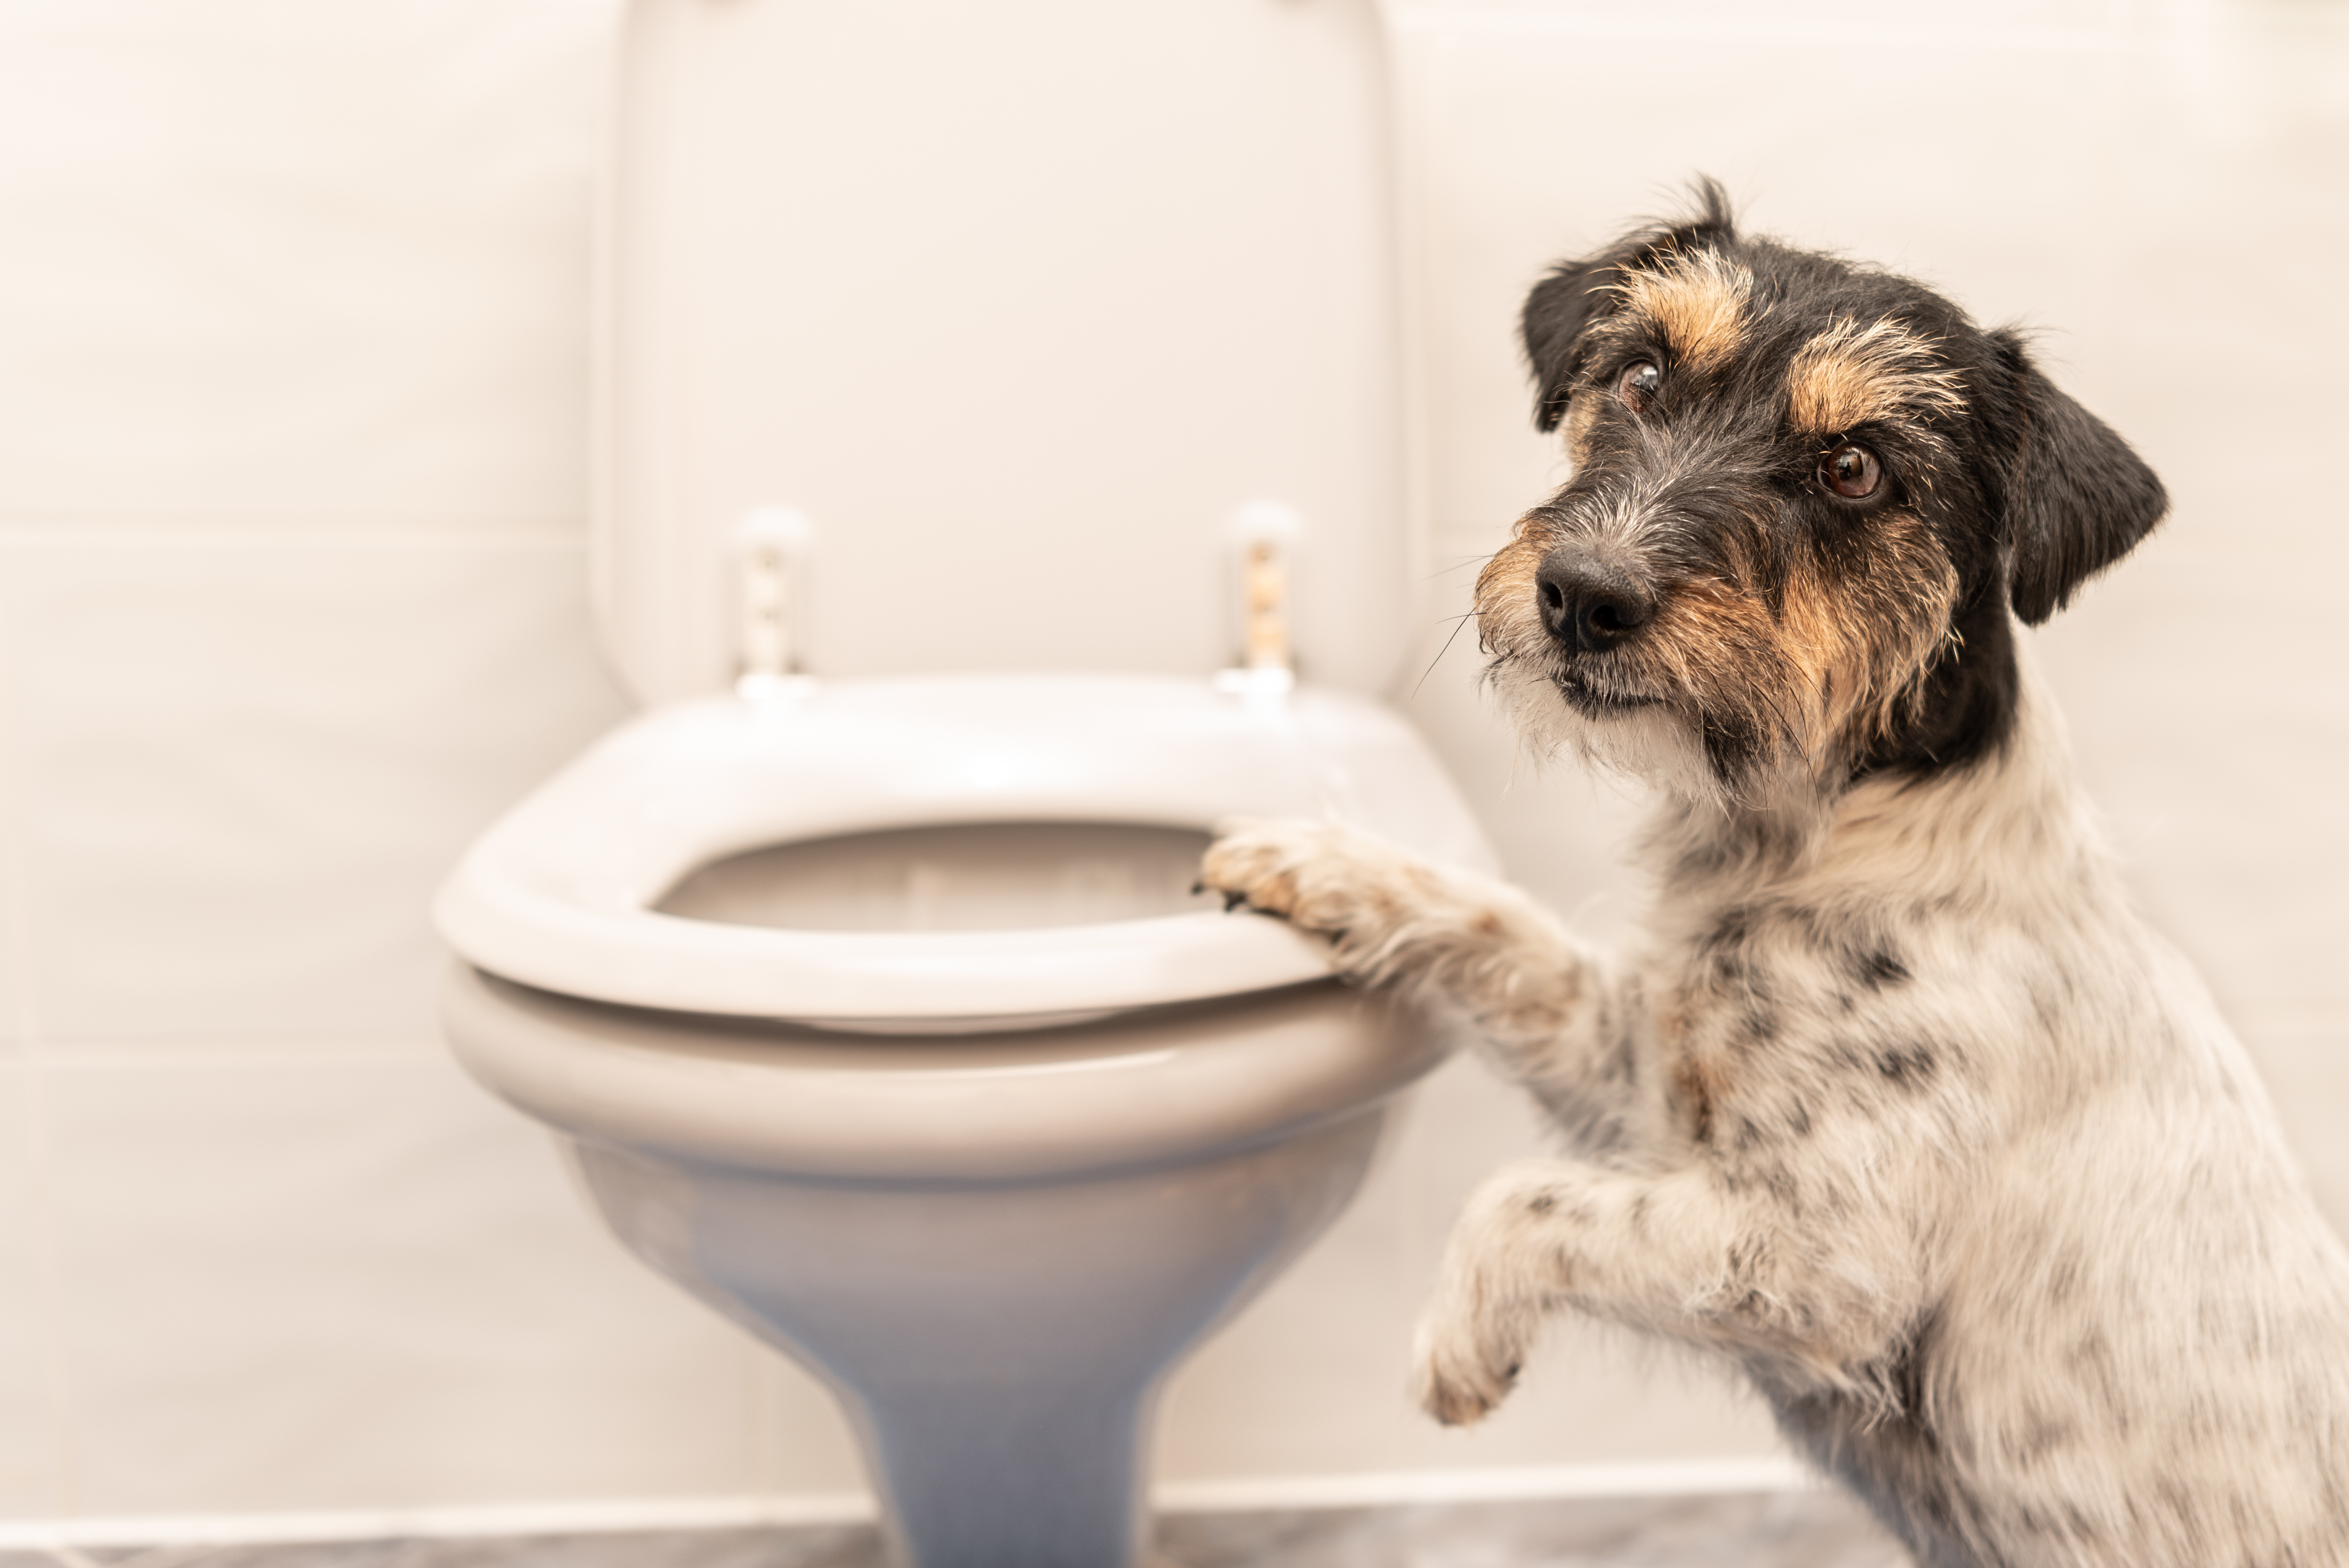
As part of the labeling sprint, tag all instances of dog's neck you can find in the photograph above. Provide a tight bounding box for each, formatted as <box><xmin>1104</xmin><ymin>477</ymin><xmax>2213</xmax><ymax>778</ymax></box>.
<box><xmin>1641</xmin><ymin>640</ymin><xmax>2109</xmax><ymax>916</ymax></box>
<box><xmin>1852</xmin><ymin>583</ymin><xmax>2026</xmax><ymax>782</ymax></box>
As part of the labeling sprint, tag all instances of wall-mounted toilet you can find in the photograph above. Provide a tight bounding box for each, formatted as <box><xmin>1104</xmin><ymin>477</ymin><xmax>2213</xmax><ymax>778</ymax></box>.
<box><xmin>434</xmin><ymin>3</ymin><xmax>1486</xmax><ymax>1566</ymax></box>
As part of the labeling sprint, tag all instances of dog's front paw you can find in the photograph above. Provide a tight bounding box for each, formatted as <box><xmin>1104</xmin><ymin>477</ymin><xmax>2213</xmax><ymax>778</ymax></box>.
<box><xmin>1198</xmin><ymin>818</ymin><xmax>1428</xmax><ymax>946</ymax></box>
<box><xmin>1199</xmin><ymin>817</ymin><xmax>1312</xmax><ymax>924</ymax></box>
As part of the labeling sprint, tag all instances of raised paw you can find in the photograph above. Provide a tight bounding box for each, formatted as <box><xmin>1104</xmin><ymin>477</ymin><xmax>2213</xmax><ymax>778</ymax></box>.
<box><xmin>1199</xmin><ymin>817</ymin><xmax>1336</xmax><ymax>927</ymax></box>
<box><xmin>1198</xmin><ymin>817</ymin><xmax>1430</xmax><ymax>942</ymax></box>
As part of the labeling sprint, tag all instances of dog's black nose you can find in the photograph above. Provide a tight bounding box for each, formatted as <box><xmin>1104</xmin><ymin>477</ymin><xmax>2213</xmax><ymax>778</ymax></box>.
<box><xmin>1535</xmin><ymin>546</ymin><xmax>1656</xmax><ymax>653</ymax></box>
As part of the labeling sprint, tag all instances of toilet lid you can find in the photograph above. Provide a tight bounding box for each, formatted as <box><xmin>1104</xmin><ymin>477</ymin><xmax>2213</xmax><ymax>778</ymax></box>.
<box><xmin>597</xmin><ymin>0</ymin><xmax>1414</xmax><ymax>703</ymax></box>
<box><xmin>434</xmin><ymin>674</ymin><xmax>1494</xmax><ymax>1031</ymax></box>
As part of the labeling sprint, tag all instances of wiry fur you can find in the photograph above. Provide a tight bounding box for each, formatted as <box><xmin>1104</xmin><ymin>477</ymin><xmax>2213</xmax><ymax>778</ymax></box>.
<box><xmin>1200</xmin><ymin>184</ymin><xmax>2349</xmax><ymax>1567</ymax></box>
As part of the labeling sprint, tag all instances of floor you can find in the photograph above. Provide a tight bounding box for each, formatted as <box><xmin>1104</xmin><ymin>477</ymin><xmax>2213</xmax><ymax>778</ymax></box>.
<box><xmin>0</xmin><ymin>1490</ymin><xmax>1911</xmax><ymax>1567</ymax></box>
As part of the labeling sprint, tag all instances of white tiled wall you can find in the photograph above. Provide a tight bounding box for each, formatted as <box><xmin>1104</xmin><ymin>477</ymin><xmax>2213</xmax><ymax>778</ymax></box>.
<box><xmin>40</xmin><ymin>1048</ymin><xmax>738</xmax><ymax>1510</ymax></box>
<box><xmin>0</xmin><ymin>0</ymin><xmax>2343</xmax><ymax>1527</ymax></box>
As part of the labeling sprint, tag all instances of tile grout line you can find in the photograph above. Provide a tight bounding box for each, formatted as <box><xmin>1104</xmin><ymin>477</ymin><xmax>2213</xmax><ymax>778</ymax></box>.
<box><xmin>33</xmin><ymin>1038</ymin><xmax>455</xmax><ymax>1072</ymax></box>
<box><xmin>0</xmin><ymin>524</ymin><xmax>588</xmax><ymax>553</ymax></box>
<box><xmin>1385</xmin><ymin>6</ymin><xmax>2136</xmax><ymax>53</ymax></box>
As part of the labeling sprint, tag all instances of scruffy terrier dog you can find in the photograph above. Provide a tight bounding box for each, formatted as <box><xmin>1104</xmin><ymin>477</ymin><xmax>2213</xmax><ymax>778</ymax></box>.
<box><xmin>1200</xmin><ymin>184</ymin><xmax>2349</xmax><ymax>1567</ymax></box>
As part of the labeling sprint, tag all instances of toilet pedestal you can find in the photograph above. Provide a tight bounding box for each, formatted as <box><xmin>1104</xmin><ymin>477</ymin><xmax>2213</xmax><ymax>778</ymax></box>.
<box><xmin>569</xmin><ymin>1108</ymin><xmax>1390</xmax><ymax>1568</ymax></box>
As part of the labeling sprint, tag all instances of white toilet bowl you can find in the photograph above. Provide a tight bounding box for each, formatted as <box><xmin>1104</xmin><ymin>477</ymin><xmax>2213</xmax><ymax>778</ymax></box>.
<box><xmin>443</xmin><ymin>1</ymin><xmax>1468</xmax><ymax>1558</ymax></box>
<box><xmin>436</xmin><ymin>673</ymin><xmax>1492</xmax><ymax>1568</ymax></box>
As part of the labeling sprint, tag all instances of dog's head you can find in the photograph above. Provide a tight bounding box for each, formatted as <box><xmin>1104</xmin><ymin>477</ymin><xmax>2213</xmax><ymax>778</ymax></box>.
<box><xmin>1475</xmin><ymin>181</ymin><xmax>2167</xmax><ymax>808</ymax></box>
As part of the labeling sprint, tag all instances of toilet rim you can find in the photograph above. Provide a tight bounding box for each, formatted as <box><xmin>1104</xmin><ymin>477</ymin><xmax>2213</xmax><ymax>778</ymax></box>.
<box><xmin>435</xmin><ymin>675</ymin><xmax>1491</xmax><ymax>1029</ymax></box>
<box><xmin>442</xmin><ymin>963</ymin><xmax>1448</xmax><ymax>1183</ymax></box>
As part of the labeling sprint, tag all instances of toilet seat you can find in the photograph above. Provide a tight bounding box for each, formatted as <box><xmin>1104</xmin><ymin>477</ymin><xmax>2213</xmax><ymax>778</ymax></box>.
<box><xmin>434</xmin><ymin>672</ymin><xmax>1493</xmax><ymax>1031</ymax></box>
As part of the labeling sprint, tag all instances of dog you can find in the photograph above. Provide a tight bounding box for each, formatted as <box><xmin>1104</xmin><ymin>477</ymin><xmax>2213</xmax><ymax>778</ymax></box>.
<box><xmin>1199</xmin><ymin>182</ymin><xmax>2349</xmax><ymax>1567</ymax></box>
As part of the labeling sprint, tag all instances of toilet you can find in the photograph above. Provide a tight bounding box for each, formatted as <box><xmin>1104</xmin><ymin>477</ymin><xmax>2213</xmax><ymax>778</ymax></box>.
<box><xmin>434</xmin><ymin>3</ymin><xmax>1487</xmax><ymax>1566</ymax></box>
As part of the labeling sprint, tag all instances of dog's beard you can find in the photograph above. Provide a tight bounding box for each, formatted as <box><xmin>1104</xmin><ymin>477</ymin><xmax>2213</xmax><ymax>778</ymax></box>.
<box><xmin>1483</xmin><ymin>654</ymin><xmax>1721</xmax><ymax>805</ymax></box>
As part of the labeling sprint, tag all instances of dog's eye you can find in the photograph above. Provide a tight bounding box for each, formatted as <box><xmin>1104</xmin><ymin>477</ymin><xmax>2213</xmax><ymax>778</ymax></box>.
<box><xmin>1616</xmin><ymin>360</ymin><xmax>1660</xmax><ymax>412</ymax></box>
<box><xmin>1819</xmin><ymin>443</ymin><xmax>1882</xmax><ymax>500</ymax></box>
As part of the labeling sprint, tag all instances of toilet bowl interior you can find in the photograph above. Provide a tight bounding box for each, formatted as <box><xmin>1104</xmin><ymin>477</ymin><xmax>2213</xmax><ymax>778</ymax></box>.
<box><xmin>655</xmin><ymin>820</ymin><xmax>1218</xmax><ymax>934</ymax></box>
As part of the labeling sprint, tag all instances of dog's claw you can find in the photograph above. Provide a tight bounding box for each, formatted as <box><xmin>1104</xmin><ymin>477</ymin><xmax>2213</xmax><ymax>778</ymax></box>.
<box><xmin>1222</xmin><ymin>889</ymin><xmax>1250</xmax><ymax>913</ymax></box>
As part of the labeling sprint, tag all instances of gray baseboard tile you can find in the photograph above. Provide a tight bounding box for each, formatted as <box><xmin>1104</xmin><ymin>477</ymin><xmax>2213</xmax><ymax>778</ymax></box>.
<box><xmin>28</xmin><ymin>1490</ymin><xmax>1909</xmax><ymax>1568</ymax></box>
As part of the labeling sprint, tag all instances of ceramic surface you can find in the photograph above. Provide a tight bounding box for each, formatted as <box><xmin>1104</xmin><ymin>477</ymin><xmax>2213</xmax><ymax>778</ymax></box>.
<box><xmin>442</xmin><ymin>967</ymin><xmax>1440</xmax><ymax>1183</ymax></box>
<box><xmin>596</xmin><ymin>0</ymin><xmax>1411</xmax><ymax>701</ymax></box>
<box><xmin>570</xmin><ymin>1111</ymin><xmax>1395</xmax><ymax>1568</ymax></box>
<box><xmin>434</xmin><ymin>675</ymin><xmax>1494</xmax><ymax>1025</ymax></box>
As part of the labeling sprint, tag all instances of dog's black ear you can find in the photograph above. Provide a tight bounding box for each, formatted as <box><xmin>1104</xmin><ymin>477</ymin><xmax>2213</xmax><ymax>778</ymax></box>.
<box><xmin>1990</xmin><ymin>330</ymin><xmax>2168</xmax><ymax>624</ymax></box>
<box><xmin>1524</xmin><ymin>177</ymin><xmax>1737</xmax><ymax>433</ymax></box>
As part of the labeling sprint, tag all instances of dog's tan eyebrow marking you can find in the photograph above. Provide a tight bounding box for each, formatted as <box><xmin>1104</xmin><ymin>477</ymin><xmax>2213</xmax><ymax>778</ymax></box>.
<box><xmin>1564</xmin><ymin>393</ymin><xmax>1602</xmax><ymax>466</ymax></box>
<box><xmin>1609</xmin><ymin>249</ymin><xmax>1753</xmax><ymax>374</ymax></box>
<box><xmin>1785</xmin><ymin>318</ymin><xmax>1966</xmax><ymax>434</ymax></box>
